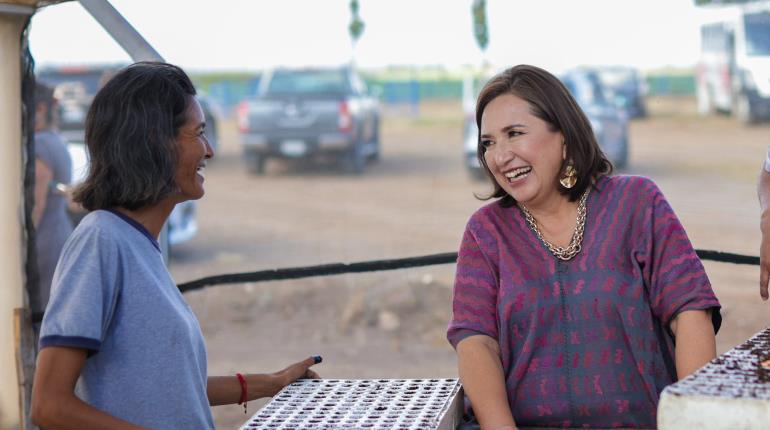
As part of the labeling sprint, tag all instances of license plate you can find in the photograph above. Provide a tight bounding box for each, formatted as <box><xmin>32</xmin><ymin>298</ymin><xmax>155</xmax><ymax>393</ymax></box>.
<box><xmin>280</xmin><ymin>140</ymin><xmax>307</xmax><ymax>157</ymax></box>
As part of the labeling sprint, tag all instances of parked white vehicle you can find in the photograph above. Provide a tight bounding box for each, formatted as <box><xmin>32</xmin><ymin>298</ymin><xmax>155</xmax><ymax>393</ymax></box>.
<box><xmin>696</xmin><ymin>1</ymin><xmax>770</xmax><ymax>123</ymax></box>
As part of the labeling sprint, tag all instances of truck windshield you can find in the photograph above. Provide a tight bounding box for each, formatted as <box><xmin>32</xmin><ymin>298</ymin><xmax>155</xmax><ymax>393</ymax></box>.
<box><xmin>744</xmin><ymin>11</ymin><xmax>770</xmax><ymax>56</ymax></box>
<box><xmin>265</xmin><ymin>70</ymin><xmax>349</xmax><ymax>96</ymax></box>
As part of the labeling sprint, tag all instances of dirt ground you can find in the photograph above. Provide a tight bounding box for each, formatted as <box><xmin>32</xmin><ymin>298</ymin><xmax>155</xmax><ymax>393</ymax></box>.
<box><xmin>168</xmin><ymin>97</ymin><xmax>770</xmax><ymax>429</ymax></box>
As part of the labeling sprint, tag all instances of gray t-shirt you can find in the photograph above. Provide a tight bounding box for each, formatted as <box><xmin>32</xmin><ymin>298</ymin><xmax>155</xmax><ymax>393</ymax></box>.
<box><xmin>39</xmin><ymin>210</ymin><xmax>214</xmax><ymax>429</ymax></box>
<box><xmin>33</xmin><ymin>130</ymin><xmax>74</xmax><ymax>314</ymax></box>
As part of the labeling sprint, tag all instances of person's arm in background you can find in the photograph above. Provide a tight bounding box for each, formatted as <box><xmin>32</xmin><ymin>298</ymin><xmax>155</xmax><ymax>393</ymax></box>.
<box><xmin>670</xmin><ymin>309</ymin><xmax>716</xmax><ymax>379</ymax></box>
<box><xmin>31</xmin><ymin>347</ymin><xmax>148</xmax><ymax>430</ymax></box>
<box><xmin>457</xmin><ymin>335</ymin><xmax>517</xmax><ymax>430</ymax></box>
<box><xmin>758</xmin><ymin>160</ymin><xmax>770</xmax><ymax>300</ymax></box>
<box><xmin>33</xmin><ymin>158</ymin><xmax>53</xmax><ymax>228</ymax></box>
<box><xmin>207</xmin><ymin>356</ymin><xmax>320</xmax><ymax>406</ymax></box>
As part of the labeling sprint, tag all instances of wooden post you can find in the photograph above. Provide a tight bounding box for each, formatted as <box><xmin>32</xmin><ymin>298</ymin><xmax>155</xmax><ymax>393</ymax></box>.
<box><xmin>13</xmin><ymin>309</ymin><xmax>34</xmax><ymax>430</ymax></box>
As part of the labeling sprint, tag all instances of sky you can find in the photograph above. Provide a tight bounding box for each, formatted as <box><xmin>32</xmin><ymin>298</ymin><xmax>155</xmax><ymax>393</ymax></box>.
<box><xmin>28</xmin><ymin>0</ymin><xmax>709</xmax><ymax>73</ymax></box>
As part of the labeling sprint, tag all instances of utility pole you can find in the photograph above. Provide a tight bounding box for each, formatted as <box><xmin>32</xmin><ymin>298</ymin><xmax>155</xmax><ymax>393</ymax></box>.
<box><xmin>348</xmin><ymin>0</ymin><xmax>364</xmax><ymax>64</ymax></box>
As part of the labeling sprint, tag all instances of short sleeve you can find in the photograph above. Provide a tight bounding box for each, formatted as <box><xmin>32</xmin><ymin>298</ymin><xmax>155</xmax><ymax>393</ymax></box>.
<box><xmin>35</xmin><ymin>134</ymin><xmax>54</xmax><ymax>167</ymax></box>
<box><xmin>39</xmin><ymin>225</ymin><xmax>121</xmax><ymax>353</ymax></box>
<box><xmin>638</xmin><ymin>180</ymin><xmax>721</xmax><ymax>333</ymax></box>
<box><xmin>447</xmin><ymin>221</ymin><xmax>500</xmax><ymax>348</ymax></box>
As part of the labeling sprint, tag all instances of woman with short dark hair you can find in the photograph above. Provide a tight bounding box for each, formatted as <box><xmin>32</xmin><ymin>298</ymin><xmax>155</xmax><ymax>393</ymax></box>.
<box><xmin>31</xmin><ymin>62</ymin><xmax>319</xmax><ymax>430</ymax></box>
<box><xmin>448</xmin><ymin>65</ymin><xmax>721</xmax><ymax>429</ymax></box>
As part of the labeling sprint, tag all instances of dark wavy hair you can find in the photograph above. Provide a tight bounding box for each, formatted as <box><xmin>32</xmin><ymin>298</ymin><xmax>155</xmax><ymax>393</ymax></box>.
<box><xmin>73</xmin><ymin>62</ymin><xmax>196</xmax><ymax>211</ymax></box>
<box><xmin>476</xmin><ymin>65</ymin><xmax>612</xmax><ymax>206</ymax></box>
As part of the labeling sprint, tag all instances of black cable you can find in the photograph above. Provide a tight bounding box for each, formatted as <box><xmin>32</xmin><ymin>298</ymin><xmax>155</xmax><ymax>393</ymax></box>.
<box><xmin>177</xmin><ymin>252</ymin><xmax>458</xmax><ymax>293</ymax></box>
<box><xmin>32</xmin><ymin>248</ymin><xmax>761</xmax><ymax>323</ymax></box>
<box><xmin>695</xmin><ymin>250</ymin><xmax>759</xmax><ymax>266</ymax></box>
<box><xmin>176</xmin><ymin>249</ymin><xmax>760</xmax><ymax>293</ymax></box>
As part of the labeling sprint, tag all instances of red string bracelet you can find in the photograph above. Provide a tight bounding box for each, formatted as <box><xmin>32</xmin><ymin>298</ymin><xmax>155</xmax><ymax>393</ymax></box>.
<box><xmin>236</xmin><ymin>373</ymin><xmax>248</xmax><ymax>414</ymax></box>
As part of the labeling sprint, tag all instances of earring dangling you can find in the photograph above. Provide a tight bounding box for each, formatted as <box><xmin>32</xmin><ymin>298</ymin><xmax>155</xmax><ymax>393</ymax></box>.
<box><xmin>560</xmin><ymin>164</ymin><xmax>577</xmax><ymax>189</ymax></box>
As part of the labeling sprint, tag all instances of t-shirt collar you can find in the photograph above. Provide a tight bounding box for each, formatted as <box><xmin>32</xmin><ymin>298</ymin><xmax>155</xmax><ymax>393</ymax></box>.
<box><xmin>105</xmin><ymin>209</ymin><xmax>161</xmax><ymax>252</ymax></box>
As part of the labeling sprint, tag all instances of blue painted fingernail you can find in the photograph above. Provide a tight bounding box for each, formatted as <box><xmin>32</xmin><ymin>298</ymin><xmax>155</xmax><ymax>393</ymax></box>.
<box><xmin>313</xmin><ymin>355</ymin><xmax>323</xmax><ymax>364</ymax></box>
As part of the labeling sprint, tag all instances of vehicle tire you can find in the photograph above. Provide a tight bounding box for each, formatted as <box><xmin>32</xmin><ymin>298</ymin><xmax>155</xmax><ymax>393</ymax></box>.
<box><xmin>635</xmin><ymin>101</ymin><xmax>647</xmax><ymax>119</ymax></box>
<box><xmin>368</xmin><ymin>118</ymin><xmax>380</xmax><ymax>163</ymax></box>
<box><xmin>696</xmin><ymin>84</ymin><xmax>714</xmax><ymax>116</ymax></box>
<box><xmin>248</xmin><ymin>154</ymin><xmax>266</xmax><ymax>175</ymax></box>
<box><xmin>344</xmin><ymin>141</ymin><xmax>366</xmax><ymax>175</ymax></box>
<box><xmin>468</xmin><ymin>166</ymin><xmax>486</xmax><ymax>181</ymax></box>
<box><xmin>614</xmin><ymin>137</ymin><xmax>629</xmax><ymax>170</ymax></box>
<box><xmin>734</xmin><ymin>92</ymin><xmax>758</xmax><ymax>125</ymax></box>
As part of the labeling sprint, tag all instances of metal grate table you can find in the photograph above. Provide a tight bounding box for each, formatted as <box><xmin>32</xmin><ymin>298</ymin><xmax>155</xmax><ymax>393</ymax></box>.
<box><xmin>240</xmin><ymin>378</ymin><xmax>463</xmax><ymax>429</ymax></box>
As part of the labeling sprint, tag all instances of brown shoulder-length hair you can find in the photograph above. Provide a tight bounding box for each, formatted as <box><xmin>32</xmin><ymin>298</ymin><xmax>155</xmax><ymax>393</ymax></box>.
<box><xmin>476</xmin><ymin>64</ymin><xmax>612</xmax><ymax>206</ymax></box>
<box><xmin>73</xmin><ymin>62</ymin><xmax>197</xmax><ymax>211</ymax></box>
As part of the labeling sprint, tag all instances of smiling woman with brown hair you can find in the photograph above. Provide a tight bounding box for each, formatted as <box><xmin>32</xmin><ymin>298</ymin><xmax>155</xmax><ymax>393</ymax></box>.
<box><xmin>448</xmin><ymin>64</ymin><xmax>721</xmax><ymax>430</ymax></box>
<box><xmin>30</xmin><ymin>62</ymin><xmax>320</xmax><ymax>430</ymax></box>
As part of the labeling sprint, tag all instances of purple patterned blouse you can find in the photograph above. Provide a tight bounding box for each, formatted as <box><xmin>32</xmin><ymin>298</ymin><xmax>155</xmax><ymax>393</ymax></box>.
<box><xmin>447</xmin><ymin>175</ymin><xmax>721</xmax><ymax>429</ymax></box>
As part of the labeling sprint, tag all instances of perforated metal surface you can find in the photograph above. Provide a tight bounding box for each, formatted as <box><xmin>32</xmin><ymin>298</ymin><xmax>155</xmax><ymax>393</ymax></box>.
<box><xmin>665</xmin><ymin>327</ymin><xmax>770</xmax><ymax>399</ymax></box>
<box><xmin>240</xmin><ymin>379</ymin><xmax>463</xmax><ymax>430</ymax></box>
<box><xmin>658</xmin><ymin>326</ymin><xmax>770</xmax><ymax>429</ymax></box>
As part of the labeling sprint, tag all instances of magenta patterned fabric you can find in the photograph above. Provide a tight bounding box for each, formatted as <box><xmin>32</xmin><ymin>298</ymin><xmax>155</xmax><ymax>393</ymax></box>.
<box><xmin>447</xmin><ymin>175</ymin><xmax>721</xmax><ymax>429</ymax></box>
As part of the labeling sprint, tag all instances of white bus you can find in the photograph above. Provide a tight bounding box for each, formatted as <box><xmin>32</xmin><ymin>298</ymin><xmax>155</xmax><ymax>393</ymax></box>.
<box><xmin>696</xmin><ymin>1</ymin><xmax>770</xmax><ymax>123</ymax></box>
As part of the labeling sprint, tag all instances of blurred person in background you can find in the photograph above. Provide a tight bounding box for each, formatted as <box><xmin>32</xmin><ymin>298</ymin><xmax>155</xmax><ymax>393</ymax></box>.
<box><xmin>31</xmin><ymin>83</ymin><xmax>74</xmax><ymax>328</ymax></box>
<box><xmin>31</xmin><ymin>62</ymin><xmax>320</xmax><ymax>430</ymax></box>
<box><xmin>447</xmin><ymin>65</ymin><xmax>721</xmax><ymax>430</ymax></box>
<box><xmin>757</xmin><ymin>150</ymin><xmax>770</xmax><ymax>301</ymax></box>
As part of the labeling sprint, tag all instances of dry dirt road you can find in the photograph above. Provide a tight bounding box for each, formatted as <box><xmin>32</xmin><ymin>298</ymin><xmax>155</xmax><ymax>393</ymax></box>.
<box><xmin>168</xmin><ymin>98</ymin><xmax>770</xmax><ymax>428</ymax></box>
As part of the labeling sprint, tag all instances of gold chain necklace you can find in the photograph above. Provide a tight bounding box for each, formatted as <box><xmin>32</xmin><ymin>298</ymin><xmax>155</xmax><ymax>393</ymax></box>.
<box><xmin>518</xmin><ymin>188</ymin><xmax>590</xmax><ymax>261</ymax></box>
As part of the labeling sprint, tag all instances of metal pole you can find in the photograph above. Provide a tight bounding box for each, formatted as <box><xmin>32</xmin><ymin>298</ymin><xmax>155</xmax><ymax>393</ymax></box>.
<box><xmin>0</xmin><ymin>9</ymin><xmax>28</xmax><ymax>430</ymax></box>
<box><xmin>78</xmin><ymin>0</ymin><xmax>172</xmax><ymax>251</ymax></box>
<box><xmin>77</xmin><ymin>0</ymin><xmax>164</xmax><ymax>62</ymax></box>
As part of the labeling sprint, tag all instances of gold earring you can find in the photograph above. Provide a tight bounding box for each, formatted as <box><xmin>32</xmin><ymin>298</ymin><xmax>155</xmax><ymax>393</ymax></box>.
<box><xmin>560</xmin><ymin>164</ymin><xmax>577</xmax><ymax>189</ymax></box>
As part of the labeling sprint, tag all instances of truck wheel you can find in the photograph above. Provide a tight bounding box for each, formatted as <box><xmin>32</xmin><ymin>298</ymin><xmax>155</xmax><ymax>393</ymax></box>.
<box><xmin>696</xmin><ymin>85</ymin><xmax>714</xmax><ymax>116</ymax></box>
<box><xmin>735</xmin><ymin>93</ymin><xmax>758</xmax><ymax>125</ymax></box>
<box><xmin>344</xmin><ymin>143</ymin><xmax>366</xmax><ymax>175</ymax></box>
<box><xmin>248</xmin><ymin>155</ymin><xmax>266</xmax><ymax>175</ymax></box>
<box><xmin>368</xmin><ymin>118</ymin><xmax>380</xmax><ymax>163</ymax></box>
<box><xmin>615</xmin><ymin>136</ymin><xmax>629</xmax><ymax>170</ymax></box>
<box><xmin>468</xmin><ymin>166</ymin><xmax>485</xmax><ymax>181</ymax></box>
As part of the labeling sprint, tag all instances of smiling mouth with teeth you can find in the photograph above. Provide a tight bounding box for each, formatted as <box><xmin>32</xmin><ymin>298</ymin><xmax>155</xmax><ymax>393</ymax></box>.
<box><xmin>504</xmin><ymin>166</ymin><xmax>532</xmax><ymax>181</ymax></box>
<box><xmin>196</xmin><ymin>165</ymin><xmax>206</xmax><ymax>179</ymax></box>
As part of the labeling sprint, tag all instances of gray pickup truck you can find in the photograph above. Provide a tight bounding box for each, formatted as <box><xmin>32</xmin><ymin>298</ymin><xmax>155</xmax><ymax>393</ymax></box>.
<box><xmin>237</xmin><ymin>66</ymin><xmax>380</xmax><ymax>174</ymax></box>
